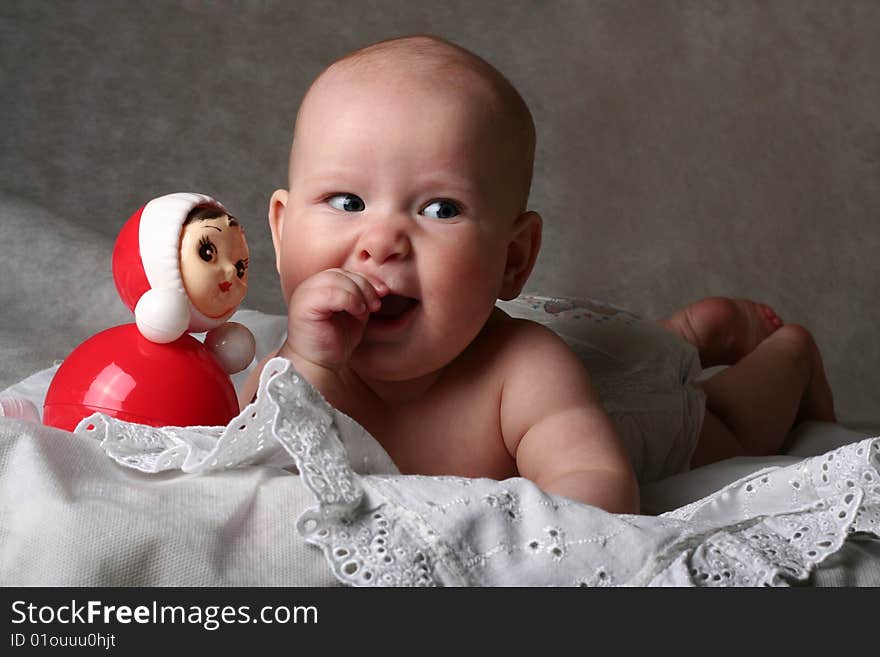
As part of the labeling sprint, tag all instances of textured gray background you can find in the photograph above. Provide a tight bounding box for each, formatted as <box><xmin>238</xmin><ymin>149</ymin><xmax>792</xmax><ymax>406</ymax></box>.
<box><xmin>1</xmin><ymin>1</ymin><xmax>877</xmax><ymax>427</ymax></box>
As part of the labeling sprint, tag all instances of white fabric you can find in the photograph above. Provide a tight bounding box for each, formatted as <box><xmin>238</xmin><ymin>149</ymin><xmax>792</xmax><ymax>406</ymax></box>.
<box><xmin>79</xmin><ymin>357</ymin><xmax>880</xmax><ymax>587</ymax></box>
<box><xmin>3</xmin><ymin>305</ymin><xmax>879</xmax><ymax>587</ymax></box>
<box><xmin>498</xmin><ymin>296</ymin><xmax>706</xmax><ymax>482</ymax></box>
<box><xmin>0</xmin><ymin>416</ymin><xmax>339</xmax><ymax>586</ymax></box>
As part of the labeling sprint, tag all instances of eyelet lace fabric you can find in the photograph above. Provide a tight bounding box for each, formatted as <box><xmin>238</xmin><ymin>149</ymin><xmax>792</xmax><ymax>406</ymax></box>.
<box><xmin>82</xmin><ymin>358</ymin><xmax>880</xmax><ymax>587</ymax></box>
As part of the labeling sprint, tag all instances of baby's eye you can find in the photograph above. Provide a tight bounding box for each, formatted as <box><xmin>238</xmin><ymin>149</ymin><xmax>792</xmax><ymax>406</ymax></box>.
<box><xmin>235</xmin><ymin>258</ymin><xmax>249</xmax><ymax>279</ymax></box>
<box><xmin>421</xmin><ymin>199</ymin><xmax>460</xmax><ymax>220</ymax></box>
<box><xmin>198</xmin><ymin>237</ymin><xmax>217</xmax><ymax>262</ymax></box>
<box><xmin>327</xmin><ymin>193</ymin><xmax>365</xmax><ymax>213</ymax></box>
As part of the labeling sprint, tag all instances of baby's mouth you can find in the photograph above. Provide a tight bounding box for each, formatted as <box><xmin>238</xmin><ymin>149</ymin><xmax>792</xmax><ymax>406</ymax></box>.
<box><xmin>370</xmin><ymin>294</ymin><xmax>419</xmax><ymax>322</ymax></box>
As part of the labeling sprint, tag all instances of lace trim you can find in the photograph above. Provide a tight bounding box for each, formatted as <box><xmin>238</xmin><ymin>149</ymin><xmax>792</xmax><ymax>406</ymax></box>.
<box><xmin>83</xmin><ymin>359</ymin><xmax>880</xmax><ymax>587</ymax></box>
<box><xmin>296</xmin><ymin>497</ymin><xmax>446</xmax><ymax>587</ymax></box>
<box><xmin>648</xmin><ymin>439</ymin><xmax>880</xmax><ymax>586</ymax></box>
<box><xmin>646</xmin><ymin>493</ymin><xmax>862</xmax><ymax>586</ymax></box>
<box><xmin>80</xmin><ymin>358</ymin><xmax>397</xmax><ymax>478</ymax></box>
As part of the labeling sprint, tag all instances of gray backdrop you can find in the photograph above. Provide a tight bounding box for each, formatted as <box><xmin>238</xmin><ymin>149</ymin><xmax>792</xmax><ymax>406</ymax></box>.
<box><xmin>1</xmin><ymin>1</ymin><xmax>878</xmax><ymax>428</ymax></box>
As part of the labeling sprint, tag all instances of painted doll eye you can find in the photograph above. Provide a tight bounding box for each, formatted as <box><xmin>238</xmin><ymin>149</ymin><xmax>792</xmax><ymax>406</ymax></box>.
<box><xmin>235</xmin><ymin>258</ymin><xmax>249</xmax><ymax>279</ymax></box>
<box><xmin>421</xmin><ymin>199</ymin><xmax>460</xmax><ymax>220</ymax></box>
<box><xmin>327</xmin><ymin>193</ymin><xmax>365</xmax><ymax>212</ymax></box>
<box><xmin>198</xmin><ymin>236</ymin><xmax>217</xmax><ymax>262</ymax></box>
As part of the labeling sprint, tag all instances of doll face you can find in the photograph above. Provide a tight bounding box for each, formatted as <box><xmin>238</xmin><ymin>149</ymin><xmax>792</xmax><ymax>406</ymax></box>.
<box><xmin>179</xmin><ymin>215</ymin><xmax>249</xmax><ymax>319</ymax></box>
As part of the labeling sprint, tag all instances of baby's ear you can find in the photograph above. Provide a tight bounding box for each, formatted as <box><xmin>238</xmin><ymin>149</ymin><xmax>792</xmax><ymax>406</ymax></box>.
<box><xmin>499</xmin><ymin>211</ymin><xmax>542</xmax><ymax>301</ymax></box>
<box><xmin>268</xmin><ymin>189</ymin><xmax>289</xmax><ymax>274</ymax></box>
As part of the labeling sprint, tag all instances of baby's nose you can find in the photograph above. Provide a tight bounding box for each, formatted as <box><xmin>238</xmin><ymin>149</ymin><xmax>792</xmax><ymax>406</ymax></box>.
<box><xmin>356</xmin><ymin>223</ymin><xmax>411</xmax><ymax>264</ymax></box>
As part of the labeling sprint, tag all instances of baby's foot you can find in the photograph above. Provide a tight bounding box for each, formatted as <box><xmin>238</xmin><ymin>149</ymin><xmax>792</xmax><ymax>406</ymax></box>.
<box><xmin>658</xmin><ymin>297</ymin><xmax>784</xmax><ymax>367</ymax></box>
<box><xmin>772</xmin><ymin>325</ymin><xmax>837</xmax><ymax>425</ymax></box>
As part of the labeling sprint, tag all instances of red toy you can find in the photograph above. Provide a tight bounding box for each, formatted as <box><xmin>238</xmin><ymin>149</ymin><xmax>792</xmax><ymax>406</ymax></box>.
<box><xmin>43</xmin><ymin>192</ymin><xmax>255</xmax><ymax>431</ymax></box>
<box><xmin>42</xmin><ymin>324</ymin><xmax>239</xmax><ymax>431</ymax></box>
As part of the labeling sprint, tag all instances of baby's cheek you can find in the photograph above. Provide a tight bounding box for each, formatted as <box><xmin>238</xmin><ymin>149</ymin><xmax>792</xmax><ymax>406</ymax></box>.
<box><xmin>283</xmin><ymin>241</ymin><xmax>345</xmax><ymax>293</ymax></box>
<box><xmin>277</xmin><ymin>250</ymin><xmax>309</xmax><ymax>296</ymax></box>
<box><xmin>453</xmin><ymin>250</ymin><xmax>505</xmax><ymax>296</ymax></box>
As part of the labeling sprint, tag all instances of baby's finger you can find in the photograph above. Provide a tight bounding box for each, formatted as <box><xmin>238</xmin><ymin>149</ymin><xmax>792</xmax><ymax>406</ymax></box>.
<box><xmin>329</xmin><ymin>269</ymin><xmax>386</xmax><ymax>312</ymax></box>
<box><xmin>358</xmin><ymin>272</ymin><xmax>390</xmax><ymax>298</ymax></box>
<box><xmin>305</xmin><ymin>285</ymin><xmax>369</xmax><ymax>321</ymax></box>
<box><xmin>313</xmin><ymin>269</ymin><xmax>372</xmax><ymax>307</ymax></box>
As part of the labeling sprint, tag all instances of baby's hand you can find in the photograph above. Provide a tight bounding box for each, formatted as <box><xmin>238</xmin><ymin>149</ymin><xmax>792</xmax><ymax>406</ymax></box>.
<box><xmin>284</xmin><ymin>268</ymin><xmax>388</xmax><ymax>369</ymax></box>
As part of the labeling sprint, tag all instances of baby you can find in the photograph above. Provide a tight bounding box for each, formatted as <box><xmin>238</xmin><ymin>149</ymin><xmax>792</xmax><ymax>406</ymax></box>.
<box><xmin>242</xmin><ymin>35</ymin><xmax>836</xmax><ymax>514</ymax></box>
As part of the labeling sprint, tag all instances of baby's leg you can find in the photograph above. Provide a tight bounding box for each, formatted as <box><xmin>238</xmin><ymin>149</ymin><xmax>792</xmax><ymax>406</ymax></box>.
<box><xmin>657</xmin><ymin>297</ymin><xmax>783</xmax><ymax>367</ymax></box>
<box><xmin>690</xmin><ymin>324</ymin><xmax>836</xmax><ymax>467</ymax></box>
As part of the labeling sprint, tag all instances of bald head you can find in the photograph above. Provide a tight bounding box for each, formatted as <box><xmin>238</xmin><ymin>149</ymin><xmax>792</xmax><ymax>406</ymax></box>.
<box><xmin>290</xmin><ymin>35</ymin><xmax>536</xmax><ymax>213</ymax></box>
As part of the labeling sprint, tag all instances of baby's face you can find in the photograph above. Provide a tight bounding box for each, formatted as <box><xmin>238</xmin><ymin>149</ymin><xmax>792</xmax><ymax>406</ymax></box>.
<box><xmin>179</xmin><ymin>215</ymin><xmax>249</xmax><ymax>318</ymax></box>
<box><xmin>274</xmin><ymin>69</ymin><xmax>526</xmax><ymax>382</ymax></box>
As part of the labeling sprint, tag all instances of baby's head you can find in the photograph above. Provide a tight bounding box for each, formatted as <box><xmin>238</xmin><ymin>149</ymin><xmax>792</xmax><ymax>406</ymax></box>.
<box><xmin>289</xmin><ymin>35</ymin><xmax>537</xmax><ymax>216</ymax></box>
<box><xmin>270</xmin><ymin>35</ymin><xmax>542</xmax><ymax>381</ymax></box>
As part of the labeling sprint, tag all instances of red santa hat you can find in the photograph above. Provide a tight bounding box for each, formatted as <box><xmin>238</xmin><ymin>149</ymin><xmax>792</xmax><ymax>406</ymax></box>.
<box><xmin>112</xmin><ymin>192</ymin><xmax>236</xmax><ymax>343</ymax></box>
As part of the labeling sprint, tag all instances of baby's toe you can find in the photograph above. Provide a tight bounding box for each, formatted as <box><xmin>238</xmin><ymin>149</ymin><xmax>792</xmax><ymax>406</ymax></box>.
<box><xmin>759</xmin><ymin>303</ymin><xmax>784</xmax><ymax>329</ymax></box>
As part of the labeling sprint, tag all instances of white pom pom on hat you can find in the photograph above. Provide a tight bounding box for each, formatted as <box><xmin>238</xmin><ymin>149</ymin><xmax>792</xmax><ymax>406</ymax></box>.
<box><xmin>112</xmin><ymin>192</ymin><xmax>236</xmax><ymax>343</ymax></box>
<box><xmin>134</xmin><ymin>287</ymin><xmax>191</xmax><ymax>343</ymax></box>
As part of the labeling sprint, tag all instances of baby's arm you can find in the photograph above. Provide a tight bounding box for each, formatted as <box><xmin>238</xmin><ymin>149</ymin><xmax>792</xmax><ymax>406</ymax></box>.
<box><xmin>501</xmin><ymin>321</ymin><xmax>639</xmax><ymax>514</ymax></box>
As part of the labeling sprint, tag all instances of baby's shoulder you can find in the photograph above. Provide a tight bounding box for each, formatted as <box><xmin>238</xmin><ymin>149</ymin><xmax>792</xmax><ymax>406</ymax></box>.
<box><xmin>481</xmin><ymin>309</ymin><xmax>603</xmax><ymax>454</ymax></box>
<box><xmin>477</xmin><ymin>308</ymin><xmax>585</xmax><ymax>375</ymax></box>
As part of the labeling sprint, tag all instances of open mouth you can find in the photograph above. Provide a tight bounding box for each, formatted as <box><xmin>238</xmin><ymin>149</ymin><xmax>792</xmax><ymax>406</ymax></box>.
<box><xmin>369</xmin><ymin>294</ymin><xmax>419</xmax><ymax>325</ymax></box>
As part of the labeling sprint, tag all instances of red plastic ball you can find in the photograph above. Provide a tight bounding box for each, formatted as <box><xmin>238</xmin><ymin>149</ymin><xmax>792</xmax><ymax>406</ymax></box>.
<box><xmin>44</xmin><ymin>323</ymin><xmax>239</xmax><ymax>432</ymax></box>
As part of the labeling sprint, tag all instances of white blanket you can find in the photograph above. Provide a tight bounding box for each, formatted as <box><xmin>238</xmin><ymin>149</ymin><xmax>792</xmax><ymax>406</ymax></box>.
<box><xmin>62</xmin><ymin>357</ymin><xmax>879</xmax><ymax>587</ymax></box>
<box><xmin>3</xmin><ymin>306</ymin><xmax>879</xmax><ymax>587</ymax></box>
